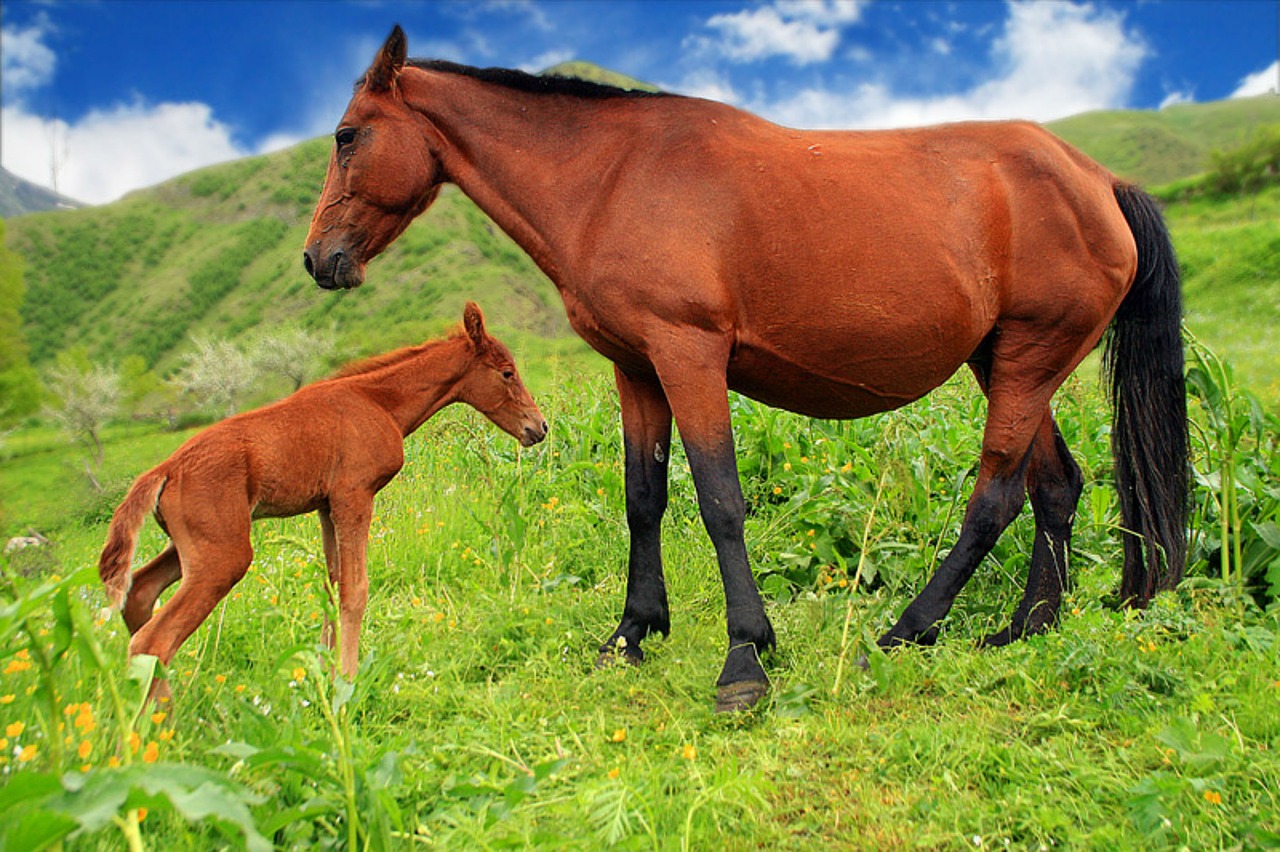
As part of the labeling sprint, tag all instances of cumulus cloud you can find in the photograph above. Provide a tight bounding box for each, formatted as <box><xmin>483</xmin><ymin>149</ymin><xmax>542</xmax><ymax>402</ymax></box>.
<box><xmin>1231</xmin><ymin>60</ymin><xmax>1279</xmax><ymax>97</ymax></box>
<box><xmin>692</xmin><ymin>0</ymin><xmax>867</xmax><ymax>65</ymax></box>
<box><xmin>1</xmin><ymin>19</ymin><xmax>254</xmax><ymax>204</ymax></box>
<box><xmin>2</xmin><ymin>100</ymin><xmax>248</xmax><ymax>205</ymax></box>
<box><xmin>1</xmin><ymin>17</ymin><xmax>56</xmax><ymax>97</ymax></box>
<box><xmin>750</xmin><ymin>1</ymin><xmax>1147</xmax><ymax>129</ymax></box>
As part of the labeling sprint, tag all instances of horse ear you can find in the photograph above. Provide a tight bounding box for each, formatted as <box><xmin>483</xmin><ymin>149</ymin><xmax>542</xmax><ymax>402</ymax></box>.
<box><xmin>366</xmin><ymin>24</ymin><xmax>407</xmax><ymax>93</ymax></box>
<box><xmin>463</xmin><ymin>301</ymin><xmax>488</xmax><ymax>349</ymax></box>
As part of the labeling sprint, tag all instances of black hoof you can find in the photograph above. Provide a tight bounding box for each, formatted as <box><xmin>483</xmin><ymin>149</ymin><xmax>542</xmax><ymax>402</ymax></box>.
<box><xmin>715</xmin><ymin>680</ymin><xmax>768</xmax><ymax>713</ymax></box>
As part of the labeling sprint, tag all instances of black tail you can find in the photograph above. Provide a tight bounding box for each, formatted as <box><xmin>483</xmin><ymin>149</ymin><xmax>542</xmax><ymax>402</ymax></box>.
<box><xmin>1104</xmin><ymin>184</ymin><xmax>1188</xmax><ymax>605</ymax></box>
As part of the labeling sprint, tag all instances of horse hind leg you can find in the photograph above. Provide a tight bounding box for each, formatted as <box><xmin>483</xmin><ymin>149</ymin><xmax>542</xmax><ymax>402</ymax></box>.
<box><xmin>877</xmin><ymin>358</ymin><xmax>1064</xmax><ymax>648</ymax></box>
<box><xmin>982</xmin><ymin>414</ymin><xmax>1082</xmax><ymax>647</ymax></box>
<box><xmin>122</xmin><ymin>543</ymin><xmax>183</xmax><ymax>635</ymax></box>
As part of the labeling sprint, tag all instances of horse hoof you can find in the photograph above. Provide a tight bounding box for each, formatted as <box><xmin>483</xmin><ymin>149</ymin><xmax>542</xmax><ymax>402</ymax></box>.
<box><xmin>715</xmin><ymin>680</ymin><xmax>768</xmax><ymax>713</ymax></box>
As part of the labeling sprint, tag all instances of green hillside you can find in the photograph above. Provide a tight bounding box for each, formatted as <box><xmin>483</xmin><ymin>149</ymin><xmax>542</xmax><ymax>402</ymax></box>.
<box><xmin>3</xmin><ymin>81</ymin><xmax>1278</xmax><ymax>406</ymax></box>
<box><xmin>1047</xmin><ymin>94</ymin><xmax>1280</xmax><ymax>187</ymax></box>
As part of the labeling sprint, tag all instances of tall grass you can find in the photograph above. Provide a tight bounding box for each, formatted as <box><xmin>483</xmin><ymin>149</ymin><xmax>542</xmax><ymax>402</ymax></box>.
<box><xmin>1</xmin><ymin>347</ymin><xmax>1278</xmax><ymax>848</ymax></box>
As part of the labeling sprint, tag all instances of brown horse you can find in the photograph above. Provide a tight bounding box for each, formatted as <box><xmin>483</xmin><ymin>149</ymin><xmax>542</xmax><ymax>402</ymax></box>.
<box><xmin>304</xmin><ymin>27</ymin><xmax>1187</xmax><ymax>712</ymax></box>
<box><xmin>99</xmin><ymin>302</ymin><xmax>546</xmax><ymax>701</ymax></box>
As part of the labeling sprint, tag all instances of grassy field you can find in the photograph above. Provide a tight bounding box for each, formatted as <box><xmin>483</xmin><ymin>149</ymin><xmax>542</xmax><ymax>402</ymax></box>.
<box><xmin>2</xmin><ymin>355</ymin><xmax>1278</xmax><ymax>848</ymax></box>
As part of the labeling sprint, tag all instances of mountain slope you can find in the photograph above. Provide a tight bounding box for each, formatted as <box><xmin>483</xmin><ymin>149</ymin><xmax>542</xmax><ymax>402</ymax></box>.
<box><xmin>1046</xmin><ymin>94</ymin><xmax>1280</xmax><ymax>187</ymax></box>
<box><xmin>0</xmin><ymin>167</ymin><xmax>85</xmax><ymax>218</ymax></box>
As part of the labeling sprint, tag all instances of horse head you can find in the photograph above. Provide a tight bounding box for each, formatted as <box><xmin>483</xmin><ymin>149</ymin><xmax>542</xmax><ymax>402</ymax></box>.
<box><xmin>303</xmin><ymin>25</ymin><xmax>442</xmax><ymax>290</ymax></box>
<box><xmin>457</xmin><ymin>302</ymin><xmax>548</xmax><ymax>448</ymax></box>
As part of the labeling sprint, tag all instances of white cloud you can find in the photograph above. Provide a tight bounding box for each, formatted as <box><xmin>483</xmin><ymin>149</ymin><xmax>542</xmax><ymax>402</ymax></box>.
<box><xmin>2</xmin><ymin>100</ymin><xmax>248</xmax><ymax>205</ymax></box>
<box><xmin>1</xmin><ymin>17</ymin><xmax>57</xmax><ymax>97</ymax></box>
<box><xmin>749</xmin><ymin>1</ymin><xmax>1148</xmax><ymax>129</ymax></box>
<box><xmin>1231</xmin><ymin>61</ymin><xmax>1279</xmax><ymax>97</ymax></box>
<box><xmin>693</xmin><ymin>0</ymin><xmax>868</xmax><ymax>65</ymax></box>
<box><xmin>1159</xmin><ymin>90</ymin><xmax>1194</xmax><ymax>110</ymax></box>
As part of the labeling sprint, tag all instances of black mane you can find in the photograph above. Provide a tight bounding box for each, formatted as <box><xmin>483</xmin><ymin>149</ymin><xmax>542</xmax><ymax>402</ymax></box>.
<box><xmin>406</xmin><ymin>59</ymin><xmax>673</xmax><ymax>100</ymax></box>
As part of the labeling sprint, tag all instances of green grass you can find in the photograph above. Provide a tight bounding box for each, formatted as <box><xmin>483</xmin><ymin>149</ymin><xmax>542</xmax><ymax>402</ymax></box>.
<box><xmin>2</xmin><ymin>364</ymin><xmax>1278</xmax><ymax>849</ymax></box>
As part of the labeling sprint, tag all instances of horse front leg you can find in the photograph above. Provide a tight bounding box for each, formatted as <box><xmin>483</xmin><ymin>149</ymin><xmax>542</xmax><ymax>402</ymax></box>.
<box><xmin>654</xmin><ymin>356</ymin><xmax>775</xmax><ymax>713</ymax></box>
<box><xmin>598</xmin><ymin>366</ymin><xmax>673</xmax><ymax>666</ymax></box>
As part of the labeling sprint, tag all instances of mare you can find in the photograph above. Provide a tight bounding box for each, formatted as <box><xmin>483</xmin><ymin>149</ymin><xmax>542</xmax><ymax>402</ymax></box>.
<box><xmin>99</xmin><ymin>302</ymin><xmax>547</xmax><ymax>702</ymax></box>
<box><xmin>303</xmin><ymin>27</ymin><xmax>1187</xmax><ymax>713</ymax></box>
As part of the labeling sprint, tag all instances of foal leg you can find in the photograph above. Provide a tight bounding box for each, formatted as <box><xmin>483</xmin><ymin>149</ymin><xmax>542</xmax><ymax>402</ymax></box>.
<box><xmin>983</xmin><ymin>415</ymin><xmax>1083</xmax><ymax>647</ymax></box>
<box><xmin>321</xmin><ymin>497</ymin><xmax>373</xmax><ymax>679</ymax></box>
<box><xmin>599</xmin><ymin>367</ymin><xmax>673</xmax><ymax>665</ymax></box>
<box><xmin>122</xmin><ymin>543</ymin><xmax>183</xmax><ymax>635</ymax></box>
<box><xmin>127</xmin><ymin>512</ymin><xmax>253</xmax><ymax>703</ymax></box>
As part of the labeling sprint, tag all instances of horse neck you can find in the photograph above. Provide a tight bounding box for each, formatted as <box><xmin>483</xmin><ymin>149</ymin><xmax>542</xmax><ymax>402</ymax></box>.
<box><xmin>402</xmin><ymin>69</ymin><xmax>633</xmax><ymax>281</ymax></box>
<box><xmin>345</xmin><ymin>336</ymin><xmax>473</xmax><ymax>436</ymax></box>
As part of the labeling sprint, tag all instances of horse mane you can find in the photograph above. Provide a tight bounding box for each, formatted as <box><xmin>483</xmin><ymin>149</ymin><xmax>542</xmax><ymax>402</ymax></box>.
<box><xmin>403</xmin><ymin>59</ymin><xmax>674</xmax><ymax>101</ymax></box>
<box><xmin>324</xmin><ymin>329</ymin><xmax>465</xmax><ymax>382</ymax></box>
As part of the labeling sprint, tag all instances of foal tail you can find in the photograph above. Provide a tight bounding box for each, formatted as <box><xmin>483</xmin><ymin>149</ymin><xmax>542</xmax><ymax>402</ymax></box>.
<box><xmin>99</xmin><ymin>468</ymin><xmax>167</xmax><ymax>609</ymax></box>
<box><xmin>1104</xmin><ymin>184</ymin><xmax>1188</xmax><ymax>605</ymax></box>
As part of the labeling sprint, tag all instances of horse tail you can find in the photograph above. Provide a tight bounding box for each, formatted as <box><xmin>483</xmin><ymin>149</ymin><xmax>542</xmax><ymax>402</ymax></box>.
<box><xmin>99</xmin><ymin>468</ymin><xmax>167</xmax><ymax>609</ymax></box>
<box><xmin>1104</xmin><ymin>183</ymin><xmax>1188</xmax><ymax>605</ymax></box>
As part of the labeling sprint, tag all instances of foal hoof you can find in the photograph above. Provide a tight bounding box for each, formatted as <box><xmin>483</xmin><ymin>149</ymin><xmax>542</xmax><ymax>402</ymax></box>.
<box><xmin>715</xmin><ymin>680</ymin><xmax>769</xmax><ymax>714</ymax></box>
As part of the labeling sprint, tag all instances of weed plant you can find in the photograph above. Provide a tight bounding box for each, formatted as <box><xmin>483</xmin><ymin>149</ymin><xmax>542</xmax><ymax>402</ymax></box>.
<box><xmin>1</xmin><ymin>345</ymin><xmax>1278</xmax><ymax>849</ymax></box>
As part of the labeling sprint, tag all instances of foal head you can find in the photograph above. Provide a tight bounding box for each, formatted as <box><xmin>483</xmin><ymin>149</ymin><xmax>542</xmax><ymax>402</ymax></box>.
<box><xmin>304</xmin><ymin>25</ymin><xmax>439</xmax><ymax>290</ymax></box>
<box><xmin>457</xmin><ymin>302</ymin><xmax>547</xmax><ymax>447</ymax></box>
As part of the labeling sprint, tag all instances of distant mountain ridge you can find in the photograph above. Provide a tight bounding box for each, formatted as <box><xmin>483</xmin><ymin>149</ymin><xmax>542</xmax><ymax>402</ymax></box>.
<box><xmin>3</xmin><ymin>61</ymin><xmax>1277</xmax><ymax>378</ymax></box>
<box><xmin>0</xmin><ymin>166</ymin><xmax>85</xmax><ymax>218</ymax></box>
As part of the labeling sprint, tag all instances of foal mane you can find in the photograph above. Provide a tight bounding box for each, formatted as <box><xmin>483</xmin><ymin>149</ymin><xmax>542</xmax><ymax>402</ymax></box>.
<box><xmin>324</xmin><ymin>330</ymin><xmax>465</xmax><ymax>382</ymax></box>
<box><xmin>403</xmin><ymin>59</ymin><xmax>674</xmax><ymax>101</ymax></box>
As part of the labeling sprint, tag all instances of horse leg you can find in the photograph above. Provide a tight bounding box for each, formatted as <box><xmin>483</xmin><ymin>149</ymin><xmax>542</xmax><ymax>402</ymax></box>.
<box><xmin>652</xmin><ymin>352</ymin><xmax>775</xmax><ymax>712</ymax></box>
<box><xmin>122</xmin><ymin>543</ymin><xmax>183</xmax><ymax>635</ymax></box>
<box><xmin>127</xmin><ymin>511</ymin><xmax>253</xmax><ymax>704</ymax></box>
<box><xmin>983</xmin><ymin>415</ymin><xmax>1082</xmax><ymax>647</ymax></box>
<box><xmin>319</xmin><ymin>507</ymin><xmax>340</xmax><ymax>655</ymax></box>
<box><xmin>324</xmin><ymin>497</ymin><xmax>373</xmax><ymax>679</ymax></box>
<box><xmin>598</xmin><ymin>366</ymin><xmax>673</xmax><ymax>665</ymax></box>
<box><xmin>878</xmin><ymin>370</ymin><xmax>1060</xmax><ymax>648</ymax></box>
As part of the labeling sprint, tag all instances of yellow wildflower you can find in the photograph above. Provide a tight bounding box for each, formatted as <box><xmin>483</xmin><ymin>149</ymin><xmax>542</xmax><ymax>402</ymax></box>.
<box><xmin>18</xmin><ymin>744</ymin><xmax>37</xmax><ymax>762</ymax></box>
<box><xmin>611</xmin><ymin>728</ymin><xmax>627</xmax><ymax>743</ymax></box>
<box><xmin>150</xmin><ymin>711</ymin><xmax>167</xmax><ymax>725</ymax></box>
<box><xmin>1204</xmin><ymin>790</ymin><xmax>1222</xmax><ymax>805</ymax></box>
<box><xmin>0</xmin><ymin>695</ymin><xmax>13</xmax><ymax>705</ymax></box>
<box><xmin>292</xmin><ymin>667</ymin><xmax>306</xmax><ymax>682</ymax></box>
<box><xmin>681</xmin><ymin>744</ymin><xmax>697</xmax><ymax>761</ymax></box>
<box><xmin>607</xmin><ymin>767</ymin><xmax>621</xmax><ymax>779</ymax></box>
<box><xmin>78</xmin><ymin>740</ymin><xmax>92</xmax><ymax>759</ymax></box>
<box><xmin>142</xmin><ymin>742</ymin><xmax>159</xmax><ymax>764</ymax></box>
<box><xmin>214</xmin><ymin>674</ymin><xmax>227</xmax><ymax>684</ymax></box>
<box><xmin>6</xmin><ymin>721</ymin><xmax>24</xmax><ymax>738</ymax></box>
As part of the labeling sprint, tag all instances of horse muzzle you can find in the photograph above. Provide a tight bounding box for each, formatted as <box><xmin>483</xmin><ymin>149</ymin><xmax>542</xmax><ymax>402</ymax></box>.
<box><xmin>303</xmin><ymin>245</ymin><xmax>365</xmax><ymax>290</ymax></box>
<box><xmin>520</xmin><ymin>418</ymin><xmax>549</xmax><ymax>447</ymax></box>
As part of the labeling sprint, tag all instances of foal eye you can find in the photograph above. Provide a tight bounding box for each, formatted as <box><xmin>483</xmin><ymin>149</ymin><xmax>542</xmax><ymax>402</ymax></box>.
<box><xmin>502</xmin><ymin>369</ymin><xmax>515</xmax><ymax>381</ymax></box>
<box><xmin>335</xmin><ymin>127</ymin><xmax>358</xmax><ymax>149</ymax></box>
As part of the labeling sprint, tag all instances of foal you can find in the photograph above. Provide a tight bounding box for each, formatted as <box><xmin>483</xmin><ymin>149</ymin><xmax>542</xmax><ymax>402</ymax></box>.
<box><xmin>99</xmin><ymin>302</ymin><xmax>546</xmax><ymax>700</ymax></box>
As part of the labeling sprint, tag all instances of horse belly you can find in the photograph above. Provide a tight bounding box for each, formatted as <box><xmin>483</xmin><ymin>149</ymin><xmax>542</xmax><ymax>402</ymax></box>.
<box><xmin>727</xmin><ymin>336</ymin><xmax>966</xmax><ymax>419</ymax></box>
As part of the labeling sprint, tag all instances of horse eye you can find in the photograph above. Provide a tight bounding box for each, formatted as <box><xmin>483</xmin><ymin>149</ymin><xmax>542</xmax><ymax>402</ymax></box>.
<box><xmin>502</xmin><ymin>369</ymin><xmax>515</xmax><ymax>381</ymax></box>
<box><xmin>335</xmin><ymin>127</ymin><xmax>358</xmax><ymax>149</ymax></box>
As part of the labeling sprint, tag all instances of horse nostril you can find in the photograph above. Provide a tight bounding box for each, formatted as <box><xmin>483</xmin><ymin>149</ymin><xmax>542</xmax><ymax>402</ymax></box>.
<box><xmin>303</xmin><ymin>251</ymin><xmax>315</xmax><ymax>279</ymax></box>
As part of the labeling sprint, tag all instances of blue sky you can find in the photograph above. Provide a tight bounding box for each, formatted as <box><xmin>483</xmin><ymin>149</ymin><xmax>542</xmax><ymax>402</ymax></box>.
<box><xmin>3</xmin><ymin>1</ymin><xmax>1277</xmax><ymax>205</ymax></box>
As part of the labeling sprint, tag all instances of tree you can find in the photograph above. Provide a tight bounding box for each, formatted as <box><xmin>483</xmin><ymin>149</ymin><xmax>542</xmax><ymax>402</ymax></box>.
<box><xmin>252</xmin><ymin>325</ymin><xmax>337</xmax><ymax>391</ymax></box>
<box><xmin>0</xmin><ymin>219</ymin><xmax>41</xmax><ymax>421</ymax></box>
<box><xmin>43</xmin><ymin>354</ymin><xmax>121</xmax><ymax>467</ymax></box>
<box><xmin>171</xmin><ymin>336</ymin><xmax>257</xmax><ymax>418</ymax></box>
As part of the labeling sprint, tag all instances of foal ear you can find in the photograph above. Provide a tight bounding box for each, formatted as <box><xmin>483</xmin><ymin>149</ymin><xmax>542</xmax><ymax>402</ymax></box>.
<box><xmin>366</xmin><ymin>24</ymin><xmax>407</xmax><ymax>93</ymax></box>
<box><xmin>463</xmin><ymin>301</ymin><xmax>488</xmax><ymax>349</ymax></box>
